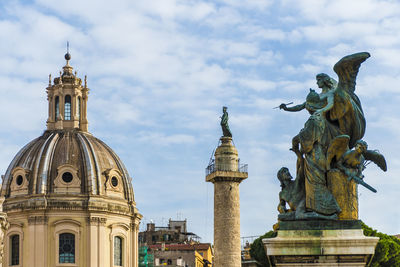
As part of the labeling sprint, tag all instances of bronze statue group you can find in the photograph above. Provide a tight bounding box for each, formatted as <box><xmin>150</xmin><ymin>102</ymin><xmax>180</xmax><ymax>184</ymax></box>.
<box><xmin>276</xmin><ymin>52</ymin><xmax>387</xmax><ymax>222</ymax></box>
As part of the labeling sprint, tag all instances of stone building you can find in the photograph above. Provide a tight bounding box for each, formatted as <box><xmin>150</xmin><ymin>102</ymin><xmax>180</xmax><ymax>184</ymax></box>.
<box><xmin>139</xmin><ymin>219</ymin><xmax>199</xmax><ymax>246</ymax></box>
<box><xmin>148</xmin><ymin>243</ymin><xmax>212</xmax><ymax>267</ymax></box>
<box><xmin>0</xmin><ymin>53</ymin><xmax>141</xmax><ymax>267</ymax></box>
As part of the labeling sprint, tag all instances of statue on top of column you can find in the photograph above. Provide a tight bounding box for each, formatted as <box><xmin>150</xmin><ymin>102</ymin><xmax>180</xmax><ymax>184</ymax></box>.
<box><xmin>220</xmin><ymin>106</ymin><xmax>232</xmax><ymax>137</ymax></box>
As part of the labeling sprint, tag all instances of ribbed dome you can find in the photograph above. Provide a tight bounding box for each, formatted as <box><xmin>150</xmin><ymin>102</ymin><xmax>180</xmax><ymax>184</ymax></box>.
<box><xmin>1</xmin><ymin>129</ymin><xmax>134</xmax><ymax>202</ymax></box>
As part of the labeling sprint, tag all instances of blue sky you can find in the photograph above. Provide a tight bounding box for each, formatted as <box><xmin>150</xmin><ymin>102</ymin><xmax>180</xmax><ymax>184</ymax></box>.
<box><xmin>0</xmin><ymin>0</ymin><xmax>399</xmax><ymax>243</ymax></box>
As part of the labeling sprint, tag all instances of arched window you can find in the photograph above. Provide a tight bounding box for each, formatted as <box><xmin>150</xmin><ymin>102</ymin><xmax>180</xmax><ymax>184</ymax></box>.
<box><xmin>114</xmin><ymin>236</ymin><xmax>123</xmax><ymax>266</ymax></box>
<box><xmin>64</xmin><ymin>95</ymin><xmax>71</xmax><ymax>120</ymax></box>
<box><xmin>77</xmin><ymin>96</ymin><xmax>81</xmax><ymax>120</ymax></box>
<box><xmin>59</xmin><ymin>233</ymin><xmax>75</xmax><ymax>263</ymax></box>
<box><xmin>10</xmin><ymin>234</ymin><xmax>19</xmax><ymax>266</ymax></box>
<box><xmin>55</xmin><ymin>96</ymin><xmax>59</xmax><ymax>121</ymax></box>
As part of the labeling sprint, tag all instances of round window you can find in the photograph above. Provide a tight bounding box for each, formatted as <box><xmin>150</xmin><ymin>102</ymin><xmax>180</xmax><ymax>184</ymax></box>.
<box><xmin>16</xmin><ymin>175</ymin><xmax>23</xmax><ymax>186</ymax></box>
<box><xmin>111</xmin><ymin>176</ymin><xmax>118</xmax><ymax>187</ymax></box>
<box><xmin>62</xmin><ymin>172</ymin><xmax>73</xmax><ymax>183</ymax></box>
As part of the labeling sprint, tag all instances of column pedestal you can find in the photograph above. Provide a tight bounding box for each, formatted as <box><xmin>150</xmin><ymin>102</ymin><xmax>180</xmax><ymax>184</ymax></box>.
<box><xmin>263</xmin><ymin>221</ymin><xmax>378</xmax><ymax>267</ymax></box>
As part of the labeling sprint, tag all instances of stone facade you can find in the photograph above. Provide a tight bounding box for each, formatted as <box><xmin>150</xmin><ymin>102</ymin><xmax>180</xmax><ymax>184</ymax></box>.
<box><xmin>206</xmin><ymin>137</ymin><xmax>247</xmax><ymax>267</ymax></box>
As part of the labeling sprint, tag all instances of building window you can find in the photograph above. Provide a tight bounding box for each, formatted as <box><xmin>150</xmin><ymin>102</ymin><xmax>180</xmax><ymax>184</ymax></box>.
<box><xmin>111</xmin><ymin>176</ymin><xmax>119</xmax><ymax>187</ymax></box>
<box><xmin>64</xmin><ymin>95</ymin><xmax>71</xmax><ymax>120</ymax></box>
<box><xmin>62</xmin><ymin>172</ymin><xmax>73</xmax><ymax>183</ymax></box>
<box><xmin>114</xmin><ymin>236</ymin><xmax>123</xmax><ymax>266</ymax></box>
<box><xmin>10</xmin><ymin>235</ymin><xmax>19</xmax><ymax>266</ymax></box>
<box><xmin>59</xmin><ymin>233</ymin><xmax>75</xmax><ymax>263</ymax></box>
<box><xmin>77</xmin><ymin>96</ymin><xmax>81</xmax><ymax>120</ymax></box>
<box><xmin>16</xmin><ymin>175</ymin><xmax>23</xmax><ymax>186</ymax></box>
<box><xmin>55</xmin><ymin>96</ymin><xmax>59</xmax><ymax>120</ymax></box>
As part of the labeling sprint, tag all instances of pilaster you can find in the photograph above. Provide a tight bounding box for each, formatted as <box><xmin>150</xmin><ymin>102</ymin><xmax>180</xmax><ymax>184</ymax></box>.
<box><xmin>87</xmin><ymin>216</ymin><xmax>107</xmax><ymax>267</ymax></box>
<box><xmin>28</xmin><ymin>215</ymin><xmax>48</xmax><ymax>267</ymax></box>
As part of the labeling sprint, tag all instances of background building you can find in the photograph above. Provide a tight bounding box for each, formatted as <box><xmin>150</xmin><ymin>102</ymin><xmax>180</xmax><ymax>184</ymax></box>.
<box><xmin>139</xmin><ymin>219</ymin><xmax>200</xmax><ymax>246</ymax></box>
<box><xmin>139</xmin><ymin>218</ymin><xmax>212</xmax><ymax>267</ymax></box>
<box><xmin>149</xmin><ymin>243</ymin><xmax>212</xmax><ymax>267</ymax></box>
<box><xmin>0</xmin><ymin>53</ymin><xmax>141</xmax><ymax>267</ymax></box>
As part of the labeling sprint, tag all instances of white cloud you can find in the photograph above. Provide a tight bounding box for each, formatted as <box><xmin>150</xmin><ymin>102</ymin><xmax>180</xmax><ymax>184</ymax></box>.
<box><xmin>358</xmin><ymin>74</ymin><xmax>400</xmax><ymax>97</ymax></box>
<box><xmin>136</xmin><ymin>132</ymin><xmax>196</xmax><ymax>146</ymax></box>
<box><xmin>219</xmin><ymin>0</ymin><xmax>273</xmax><ymax>10</ymax></box>
<box><xmin>237</xmin><ymin>78</ymin><xmax>276</xmax><ymax>91</ymax></box>
<box><xmin>285</xmin><ymin>0</ymin><xmax>400</xmax><ymax>23</ymax></box>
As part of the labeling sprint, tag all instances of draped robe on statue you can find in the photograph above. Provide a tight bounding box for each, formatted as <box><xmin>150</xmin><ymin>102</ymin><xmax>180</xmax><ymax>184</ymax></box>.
<box><xmin>298</xmin><ymin>114</ymin><xmax>342</xmax><ymax>215</ymax></box>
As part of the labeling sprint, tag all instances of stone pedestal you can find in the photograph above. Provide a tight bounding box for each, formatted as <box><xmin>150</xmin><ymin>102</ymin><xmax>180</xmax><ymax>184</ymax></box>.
<box><xmin>263</xmin><ymin>221</ymin><xmax>379</xmax><ymax>267</ymax></box>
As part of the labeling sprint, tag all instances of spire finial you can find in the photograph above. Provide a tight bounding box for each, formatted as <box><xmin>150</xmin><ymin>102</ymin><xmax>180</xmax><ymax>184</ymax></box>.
<box><xmin>49</xmin><ymin>74</ymin><xmax>52</xmax><ymax>86</ymax></box>
<box><xmin>84</xmin><ymin>75</ymin><xmax>87</xmax><ymax>88</ymax></box>
<box><xmin>65</xmin><ymin>41</ymin><xmax>71</xmax><ymax>62</ymax></box>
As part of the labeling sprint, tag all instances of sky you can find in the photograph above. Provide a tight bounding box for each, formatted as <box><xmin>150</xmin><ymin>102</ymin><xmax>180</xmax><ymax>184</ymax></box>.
<box><xmin>0</xmin><ymin>0</ymin><xmax>399</xmax><ymax>244</ymax></box>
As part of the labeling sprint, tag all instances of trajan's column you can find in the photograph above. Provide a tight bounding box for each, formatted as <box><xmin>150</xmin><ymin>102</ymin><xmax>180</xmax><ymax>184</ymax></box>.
<box><xmin>206</xmin><ymin>107</ymin><xmax>248</xmax><ymax>267</ymax></box>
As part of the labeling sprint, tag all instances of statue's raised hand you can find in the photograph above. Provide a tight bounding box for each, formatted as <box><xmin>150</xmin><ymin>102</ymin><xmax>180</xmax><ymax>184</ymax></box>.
<box><xmin>279</xmin><ymin>103</ymin><xmax>287</xmax><ymax>110</ymax></box>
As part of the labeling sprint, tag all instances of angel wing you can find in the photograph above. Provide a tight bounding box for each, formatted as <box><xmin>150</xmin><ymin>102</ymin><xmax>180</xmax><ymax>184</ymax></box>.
<box><xmin>333</xmin><ymin>52</ymin><xmax>370</xmax><ymax>94</ymax></box>
<box><xmin>363</xmin><ymin>150</ymin><xmax>387</xmax><ymax>172</ymax></box>
<box><xmin>326</xmin><ymin>135</ymin><xmax>350</xmax><ymax>170</ymax></box>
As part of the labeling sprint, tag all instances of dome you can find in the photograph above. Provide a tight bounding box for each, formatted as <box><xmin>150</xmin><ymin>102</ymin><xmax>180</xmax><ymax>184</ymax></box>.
<box><xmin>0</xmin><ymin>52</ymin><xmax>141</xmax><ymax>267</ymax></box>
<box><xmin>0</xmin><ymin>53</ymin><xmax>137</xmax><ymax>216</ymax></box>
<box><xmin>1</xmin><ymin>129</ymin><xmax>134</xmax><ymax>203</ymax></box>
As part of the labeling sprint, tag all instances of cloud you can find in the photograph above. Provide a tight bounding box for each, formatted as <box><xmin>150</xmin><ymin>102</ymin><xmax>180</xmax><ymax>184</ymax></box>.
<box><xmin>135</xmin><ymin>132</ymin><xmax>196</xmax><ymax>146</ymax></box>
<box><xmin>237</xmin><ymin>78</ymin><xmax>276</xmax><ymax>91</ymax></box>
<box><xmin>218</xmin><ymin>0</ymin><xmax>273</xmax><ymax>10</ymax></box>
<box><xmin>284</xmin><ymin>0</ymin><xmax>400</xmax><ymax>23</ymax></box>
<box><xmin>358</xmin><ymin>74</ymin><xmax>400</xmax><ymax>97</ymax></box>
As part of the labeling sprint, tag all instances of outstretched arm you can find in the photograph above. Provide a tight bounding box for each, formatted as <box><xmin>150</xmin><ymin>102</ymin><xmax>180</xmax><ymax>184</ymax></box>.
<box><xmin>280</xmin><ymin>102</ymin><xmax>306</xmax><ymax>112</ymax></box>
<box><xmin>317</xmin><ymin>91</ymin><xmax>334</xmax><ymax>114</ymax></box>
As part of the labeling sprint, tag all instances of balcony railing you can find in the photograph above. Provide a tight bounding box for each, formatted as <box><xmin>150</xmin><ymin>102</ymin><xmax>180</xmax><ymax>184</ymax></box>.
<box><xmin>205</xmin><ymin>162</ymin><xmax>248</xmax><ymax>176</ymax></box>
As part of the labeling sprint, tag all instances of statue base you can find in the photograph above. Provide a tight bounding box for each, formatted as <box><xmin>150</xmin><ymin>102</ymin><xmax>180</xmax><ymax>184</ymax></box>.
<box><xmin>263</xmin><ymin>220</ymin><xmax>378</xmax><ymax>266</ymax></box>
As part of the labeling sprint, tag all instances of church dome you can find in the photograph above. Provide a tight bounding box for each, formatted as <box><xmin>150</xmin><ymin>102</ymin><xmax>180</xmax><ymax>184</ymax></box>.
<box><xmin>0</xmin><ymin>53</ymin><xmax>136</xmax><ymax>214</ymax></box>
<box><xmin>1</xmin><ymin>129</ymin><xmax>134</xmax><ymax>202</ymax></box>
<box><xmin>0</xmin><ymin>51</ymin><xmax>141</xmax><ymax>267</ymax></box>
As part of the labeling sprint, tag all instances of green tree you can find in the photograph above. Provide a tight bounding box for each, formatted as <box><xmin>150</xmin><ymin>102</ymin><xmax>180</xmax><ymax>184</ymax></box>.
<box><xmin>249</xmin><ymin>230</ymin><xmax>276</xmax><ymax>267</ymax></box>
<box><xmin>362</xmin><ymin>222</ymin><xmax>400</xmax><ymax>267</ymax></box>
<box><xmin>249</xmin><ymin>223</ymin><xmax>400</xmax><ymax>267</ymax></box>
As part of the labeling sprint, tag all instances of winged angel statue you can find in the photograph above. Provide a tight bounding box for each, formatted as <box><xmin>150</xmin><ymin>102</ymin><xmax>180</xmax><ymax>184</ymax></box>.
<box><xmin>276</xmin><ymin>52</ymin><xmax>387</xmax><ymax>221</ymax></box>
